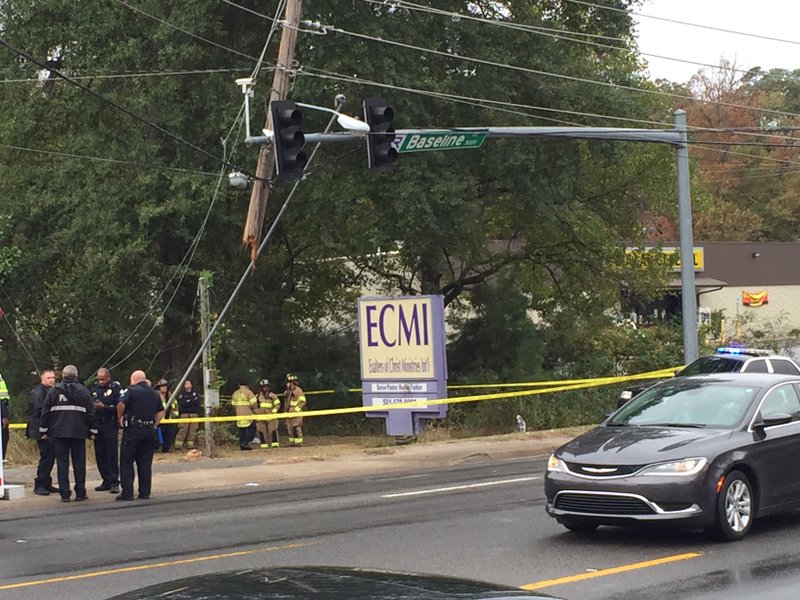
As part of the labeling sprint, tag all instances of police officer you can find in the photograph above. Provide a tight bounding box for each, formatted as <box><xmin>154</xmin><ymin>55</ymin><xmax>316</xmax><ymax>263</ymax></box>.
<box><xmin>284</xmin><ymin>374</ymin><xmax>306</xmax><ymax>447</ymax></box>
<box><xmin>256</xmin><ymin>379</ymin><xmax>281</xmax><ymax>448</ymax></box>
<box><xmin>90</xmin><ymin>367</ymin><xmax>121</xmax><ymax>494</ymax></box>
<box><xmin>27</xmin><ymin>369</ymin><xmax>57</xmax><ymax>495</ymax></box>
<box><xmin>39</xmin><ymin>365</ymin><xmax>97</xmax><ymax>502</ymax></box>
<box><xmin>115</xmin><ymin>370</ymin><xmax>164</xmax><ymax>501</ymax></box>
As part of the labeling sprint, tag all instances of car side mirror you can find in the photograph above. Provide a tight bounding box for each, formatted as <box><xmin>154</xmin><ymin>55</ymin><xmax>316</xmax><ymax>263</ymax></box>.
<box><xmin>753</xmin><ymin>413</ymin><xmax>793</xmax><ymax>431</ymax></box>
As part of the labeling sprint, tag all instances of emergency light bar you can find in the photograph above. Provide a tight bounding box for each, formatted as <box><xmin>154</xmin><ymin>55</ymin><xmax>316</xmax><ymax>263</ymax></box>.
<box><xmin>715</xmin><ymin>347</ymin><xmax>771</xmax><ymax>356</ymax></box>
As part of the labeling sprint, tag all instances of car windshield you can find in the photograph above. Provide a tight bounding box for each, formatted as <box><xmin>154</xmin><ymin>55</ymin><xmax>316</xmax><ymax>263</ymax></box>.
<box><xmin>677</xmin><ymin>356</ymin><xmax>743</xmax><ymax>376</ymax></box>
<box><xmin>609</xmin><ymin>380</ymin><xmax>758</xmax><ymax>428</ymax></box>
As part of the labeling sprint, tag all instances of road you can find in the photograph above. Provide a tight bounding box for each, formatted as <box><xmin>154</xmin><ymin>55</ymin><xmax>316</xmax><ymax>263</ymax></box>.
<box><xmin>3</xmin><ymin>454</ymin><xmax>800</xmax><ymax>599</ymax></box>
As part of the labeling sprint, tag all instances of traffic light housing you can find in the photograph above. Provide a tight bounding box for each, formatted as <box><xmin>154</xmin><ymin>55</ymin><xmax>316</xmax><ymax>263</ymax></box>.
<box><xmin>363</xmin><ymin>97</ymin><xmax>397</xmax><ymax>173</ymax></box>
<box><xmin>270</xmin><ymin>99</ymin><xmax>308</xmax><ymax>182</ymax></box>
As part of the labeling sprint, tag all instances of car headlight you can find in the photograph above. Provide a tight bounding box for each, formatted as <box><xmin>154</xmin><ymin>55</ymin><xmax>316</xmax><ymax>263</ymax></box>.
<box><xmin>638</xmin><ymin>458</ymin><xmax>707</xmax><ymax>476</ymax></box>
<box><xmin>547</xmin><ymin>453</ymin><xmax>567</xmax><ymax>472</ymax></box>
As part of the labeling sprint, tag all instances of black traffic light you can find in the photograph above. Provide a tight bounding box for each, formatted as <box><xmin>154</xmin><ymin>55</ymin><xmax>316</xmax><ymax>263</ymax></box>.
<box><xmin>363</xmin><ymin>97</ymin><xmax>397</xmax><ymax>173</ymax></box>
<box><xmin>270</xmin><ymin>99</ymin><xmax>308</xmax><ymax>182</ymax></box>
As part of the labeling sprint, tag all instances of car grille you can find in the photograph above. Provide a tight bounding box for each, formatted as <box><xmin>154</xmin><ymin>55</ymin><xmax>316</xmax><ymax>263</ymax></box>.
<box><xmin>564</xmin><ymin>462</ymin><xmax>644</xmax><ymax>477</ymax></box>
<box><xmin>554</xmin><ymin>492</ymin><xmax>655</xmax><ymax>515</ymax></box>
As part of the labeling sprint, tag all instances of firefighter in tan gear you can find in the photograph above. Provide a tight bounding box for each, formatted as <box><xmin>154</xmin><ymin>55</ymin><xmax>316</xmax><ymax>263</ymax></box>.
<box><xmin>283</xmin><ymin>374</ymin><xmax>306</xmax><ymax>446</ymax></box>
<box><xmin>231</xmin><ymin>381</ymin><xmax>257</xmax><ymax>451</ymax></box>
<box><xmin>255</xmin><ymin>379</ymin><xmax>281</xmax><ymax>448</ymax></box>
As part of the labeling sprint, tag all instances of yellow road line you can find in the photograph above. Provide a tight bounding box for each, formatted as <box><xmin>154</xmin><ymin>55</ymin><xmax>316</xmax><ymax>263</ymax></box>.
<box><xmin>0</xmin><ymin>541</ymin><xmax>309</xmax><ymax>591</ymax></box>
<box><xmin>520</xmin><ymin>552</ymin><xmax>702</xmax><ymax>590</ymax></box>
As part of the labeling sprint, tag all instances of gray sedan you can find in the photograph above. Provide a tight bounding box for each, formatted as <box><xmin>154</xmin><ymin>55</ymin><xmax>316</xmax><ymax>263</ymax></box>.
<box><xmin>545</xmin><ymin>373</ymin><xmax>800</xmax><ymax>541</ymax></box>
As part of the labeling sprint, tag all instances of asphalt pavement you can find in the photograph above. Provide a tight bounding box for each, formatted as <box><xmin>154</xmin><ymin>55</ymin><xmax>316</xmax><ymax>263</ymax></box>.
<box><xmin>0</xmin><ymin>431</ymin><xmax>572</xmax><ymax>508</ymax></box>
<box><xmin>4</xmin><ymin>432</ymin><xmax>800</xmax><ymax>600</ymax></box>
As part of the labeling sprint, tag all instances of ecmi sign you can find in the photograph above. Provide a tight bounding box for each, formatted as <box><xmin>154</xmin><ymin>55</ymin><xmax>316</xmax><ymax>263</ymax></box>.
<box><xmin>358</xmin><ymin>295</ymin><xmax>448</xmax><ymax>436</ymax></box>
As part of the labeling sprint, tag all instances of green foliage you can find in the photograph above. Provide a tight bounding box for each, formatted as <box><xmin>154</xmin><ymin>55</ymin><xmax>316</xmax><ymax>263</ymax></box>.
<box><xmin>447</xmin><ymin>277</ymin><xmax>544</xmax><ymax>381</ymax></box>
<box><xmin>0</xmin><ymin>0</ymin><xmax>679</xmax><ymax>420</ymax></box>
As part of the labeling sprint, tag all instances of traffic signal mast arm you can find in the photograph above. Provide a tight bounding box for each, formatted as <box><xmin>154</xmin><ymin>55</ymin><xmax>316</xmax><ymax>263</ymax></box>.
<box><xmin>299</xmin><ymin>126</ymin><xmax>682</xmax><ymax>146</ymax></box>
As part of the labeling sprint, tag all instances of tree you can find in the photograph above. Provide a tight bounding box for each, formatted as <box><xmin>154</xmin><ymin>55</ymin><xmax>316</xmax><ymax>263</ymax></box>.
<box><xmin>0</xmin><ymin>0</ymin><xmax>675</xmax><ymax>399</ymax></box>
<box><xmin>684</xmin><ymin>62</ymin><xmax>800</xmax><ymax>241</ymax></box>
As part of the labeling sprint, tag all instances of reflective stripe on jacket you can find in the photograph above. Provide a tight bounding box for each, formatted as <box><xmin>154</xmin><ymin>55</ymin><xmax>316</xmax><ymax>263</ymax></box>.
<box><xmin>231</xmin><ymin>386</ymin><xmax>257</xmax><ymax>428</ymax></box>
<box><xmin>287</xmin><ymin>386</ymin><xmax>306</xmax><ymax>413</ymax></box>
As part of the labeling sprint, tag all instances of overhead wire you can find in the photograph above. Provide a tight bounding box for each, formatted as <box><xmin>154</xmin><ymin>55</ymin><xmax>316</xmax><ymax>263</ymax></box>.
<box><xmin>111</xmin><ymin>0</ymin><xmax>260</xmax><ymax>61</ymax></box>
<box><xmin>0</xmin><ymin>289</ymin><xmax>40</xmax><ymax>373</ymax></box>
<box><xmin>564</xmin><ymin>0</ymin><xmax>800</xmax><ymax>48</ymax></box>
<box><xmin>222</xmin><ymin>1</ymin><xmax>800</xmax><ymax>143</ymax></box>
<box><xmin>103</xmin><ymin>105</ymin><xmax>245</xmax><ymax>372</ymax></box>
<box><xmin>358</xmin><ymin>0</ymin><xmax>800</xmax><ymax>86</ymax></box>
<box><xmin>0</xmin><ymin>37</ymin><xmax>243</xmax><ymax>173</ymax></box>
<box><xmin>0</xmin><ymin>68</ymin><xmax>250</xmax><ymax>84</ymax></box>
<box><xmin>119</xmin><ymin>0</ymin><xmax>288</xmax><ymax>373</ymax></box>
<box><xmin>298</xmin><ymin>67</ymin><xmax>800</xmax><ymax>176</ymax></box>
<box><xmin>165</xmin><ymin>105</ymin><xmax>350</xmax><ymax>411</ymax></box>
<box><xmin>306</xmin><ymin>22</ymin><xmax>800</xmax><ymax>122</ymax></box>
<box><xmin>299</xmin><ymin>67</ymin><xmax>800</xmax><ymax>146</ymax></box>
<box><xmin>299</xmin><ymin>66</ymin><xmax>655</xmax><ymax>128</ymax></box>
<box><xmin>0</xmin><ymin>143</ymin><xmax>219</xmax><ymax>177</ymax></box>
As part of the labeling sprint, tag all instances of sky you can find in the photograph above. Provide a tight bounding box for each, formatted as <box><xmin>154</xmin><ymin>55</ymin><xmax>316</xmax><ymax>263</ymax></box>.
<box><xmin>633</xmin><ymin>0</ymin><xmax>800</xmax><ymax>83</ymax></box>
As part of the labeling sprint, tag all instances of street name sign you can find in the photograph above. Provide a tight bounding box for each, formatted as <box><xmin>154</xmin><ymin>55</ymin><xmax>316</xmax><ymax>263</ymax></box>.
<box><xmin>394</xmin><ymin>131</ymin><xmax>486</xmax><ymax>153</ymax></box>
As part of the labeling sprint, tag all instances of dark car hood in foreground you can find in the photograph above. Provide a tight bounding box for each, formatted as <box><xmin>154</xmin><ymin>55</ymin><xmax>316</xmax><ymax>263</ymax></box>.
<box><xmin>557</xmin><ymin>424</ymin><xmax>734</xmax><ymax>464</ymax></box>
<box><xmin>105</xmin><ymin>566</ymin><xmax>558</xmax><ymax>599</ymax></box>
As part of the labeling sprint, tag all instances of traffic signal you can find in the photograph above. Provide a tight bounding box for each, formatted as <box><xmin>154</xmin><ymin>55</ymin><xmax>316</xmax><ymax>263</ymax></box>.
<box><xmin>363</xmin><ymin>97</ymin><xmax>397</xmax><ymax>173</ymax></box>
<box><xmin>270</xmin><ymin>99</ymin><xmax>308</xmax><ymax>182</ymax></box>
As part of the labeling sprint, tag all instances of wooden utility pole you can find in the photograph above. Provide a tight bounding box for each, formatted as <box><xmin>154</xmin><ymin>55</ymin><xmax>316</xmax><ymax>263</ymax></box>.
<box><xmin>242</xmin><ymin>0</ymin><xmax>302</xmax><ymax>262</ymax></box>
<box><xmin>199</xmin><ymin>272</ymin><xmax>218</xmax><ymax>457</ymax></box>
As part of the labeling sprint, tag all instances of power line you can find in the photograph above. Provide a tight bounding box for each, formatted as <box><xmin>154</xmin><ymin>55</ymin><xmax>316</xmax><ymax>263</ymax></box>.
<box><xmin>308</xmin><ymin>22</ymin><xmax>800</xmax><ymax>122</ymax></box>
<box><xmin>299</xmin><ymin>67</ymin><xmax>655</xmax><ymax>128</ymax></box>
<box><xmin>564</xmin><ymin>0</ymin><xmax>800</xmax><ymax>48</ymax></box>
<box><xmin>299</xmin><ymin>68</ymin><xmax>800</xmax><ymax>171</ymax></box>
<box><xmin>112</xmin><ymin>8</ymin><xmax>288</xmax><ymax>372</ymax></box>
<box><xmin>0</xmin><ymin>143</ymin><xmax>219</xmax><ymax>176</ymax></box>
<box><xmin>692</xmin><ymin>140</ymin><xmax>800</xmax><ymax>148</ymax></box>
<box><xmin>0</xmin><ymin>36</ymin><xmax>249</xmax><ymax>175</ymax></box>
<box><xmin>0</xmin><ymin>290</ymin><xmax>40</xmax><ymax>373</ymax></box>
<box><xmin>300</xmin><ymin>67</ymin><xmax>800</xmax><ymax>143</ymax></box>
<box><xmin>103</xmin><ymin>132</ymin><xmax>238</xmax><ymax>371</ymax></box>
<box><xmin>227</xmin><ymin>0</ymin><xmax>800</xmax><ymax>142</ymax></box>
<box><xmin>358</xmin><ymin>0</ymin><xmax>799</xmax><ymax>85</ymax></box>
<box><xmin>0</xmin><ymin>68</ymin><xmax>248</xmax><ymax>84</ymax></box>
<box><xmin>112</xmin><ymin>0</ymin><xmax>260</xmax><ymax>61</ymax></box>
<box><xmin>246</xmin><ymin>0</ymin><xmax>287</xmax><ymax>81</ymax></box>
<box><xmin>702</xmin><ymin>168</ymin><xmax>800</xmax><ymax>183</ymax></box>
<box><xmin>691</xmin><ymin>143</ymin><xmax>800</xmax><ymax>168</ymax></box>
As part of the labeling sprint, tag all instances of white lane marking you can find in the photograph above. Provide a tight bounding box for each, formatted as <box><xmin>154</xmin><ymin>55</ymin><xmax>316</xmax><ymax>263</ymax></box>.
<box><xmin>381</xmin><ymin>476</ymin><xmax>539</xmax><ymax>498</ymax></box>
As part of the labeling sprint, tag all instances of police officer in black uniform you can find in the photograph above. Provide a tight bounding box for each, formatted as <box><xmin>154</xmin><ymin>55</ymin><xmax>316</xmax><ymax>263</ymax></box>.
<box><xmin>39</xmin><ymin>365</ymin><xmax>97</xmax><ymax>502</ymax></box>
<box><xmin>115</xmin><ymin>370</ymin><xmax>164</xmax><ymax>501</ymax></box>
<box><xmin>90</xmin><ymin>367</ymin><xmax>121</xmax><ymax>494</ymax></box>
<box><xmin>27</xmin><ymin>369</ymin><xmax>57</xmax><ymax>495</ymax></box>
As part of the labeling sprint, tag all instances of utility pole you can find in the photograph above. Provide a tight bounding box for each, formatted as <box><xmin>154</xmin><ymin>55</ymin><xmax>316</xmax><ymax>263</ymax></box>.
<box><xmin>674</xmin><ymin>109</ymin><xmax>699</xmax><ymax>364</ymax></box>
<box><xmin>242</xmin><ymin>0</ymin><xmax>302</xmax><ymax>262</ymax></box>
<box><xmin>199</xmin><ymin>272</ymin><xmax>217</xmax><ymax>457</ymax></box>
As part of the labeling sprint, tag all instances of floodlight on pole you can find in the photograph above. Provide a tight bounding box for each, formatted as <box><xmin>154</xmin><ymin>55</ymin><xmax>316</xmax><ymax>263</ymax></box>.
<box><xmin>296</xmin><ymin>102</ymin><xmax>370</xmax><ymax>133</ymax></box>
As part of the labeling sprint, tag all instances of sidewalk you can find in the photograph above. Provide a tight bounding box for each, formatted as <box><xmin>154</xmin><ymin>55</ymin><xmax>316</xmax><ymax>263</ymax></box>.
<box><xmin>0</xmin><ymin>430</ymin><xmax>578</xmax><ymax>511</ymax></box>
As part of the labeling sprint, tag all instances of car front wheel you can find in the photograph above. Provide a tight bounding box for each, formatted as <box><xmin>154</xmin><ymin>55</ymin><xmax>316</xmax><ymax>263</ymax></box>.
<box><xmin>713</xmin><ymin>470</ymin><xmax>754</xmax><ymax>542</ymax></box>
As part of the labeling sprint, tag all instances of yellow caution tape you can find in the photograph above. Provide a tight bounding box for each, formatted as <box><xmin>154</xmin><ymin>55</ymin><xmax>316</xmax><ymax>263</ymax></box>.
<box><xmin>6</xmin><ymin>367</ymin><xmax>679</xmax><ymax>429</ymax></box>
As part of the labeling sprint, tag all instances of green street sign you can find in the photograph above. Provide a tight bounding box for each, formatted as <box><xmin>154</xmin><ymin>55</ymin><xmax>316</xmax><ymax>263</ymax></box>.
<box><xmin>395</xmin><ymin>131</ymin><xmax>487</xmax><ymax>154</ymax></box>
